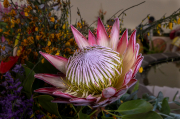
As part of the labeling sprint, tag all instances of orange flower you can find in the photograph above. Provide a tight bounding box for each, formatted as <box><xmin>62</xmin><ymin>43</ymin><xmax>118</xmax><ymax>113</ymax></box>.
<box><xmin>3</xmin><ymin>0</ymin><xmax>10</xmax><ymax>8</ymax></box>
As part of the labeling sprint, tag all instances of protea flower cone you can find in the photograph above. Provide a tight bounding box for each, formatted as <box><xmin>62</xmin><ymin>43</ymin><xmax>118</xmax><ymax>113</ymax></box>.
<box><xmin>34</xmin><ymin>18</ymin><xmax>143</xmax><ymax>108</ymax></box>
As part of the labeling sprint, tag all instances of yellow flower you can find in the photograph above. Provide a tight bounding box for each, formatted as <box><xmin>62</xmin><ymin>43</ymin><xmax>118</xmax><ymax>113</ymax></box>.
<box><xmin>139</xmin><ymin>67</ymin><xmax>143</xmax><ymax>73</ymax></box>
<box><xmin>3</xmin><ymin>0</ymin><xmax>10</xmax><ymax>8</ymax></box>
<box><xmin>169</xmin><ymin>22</ymin><xmax>173</xmax><ymax>30</ymax></box>
<box><xmin>17</xmin><ymin>29</ymin><xmax>21</xmax><ymax>32</ymax></box>
<box><xmin>65</xmin><ymin>42</ymin><xmax>70</xmax><ymax>47</ymax></box>
<box><xmin>157</xmin><ymin>30</ymin><xmax>160</xmax><ymax>35</ymax></box>
<box><xmin>41</xmin><ymin>58</ymin><xmax>45</xmax><ymax>63</ymax></box>
<box><xmin>0</xmin><ymin>29</ymin><xmax>3</xmax><ymax>32</ymax></box>
<box><xmin>55</xmin><ymin>51</ymin><xmax>60</xmax><ymax>56</ymax></box>
<box><xmin>16</xmin><ymin>19</ymin><xmax>20</xmax><ymax>24</ymax></box>
<box><xmin>147</xmin><ymin>32</ymin><xmax>150</xmax><ymax>36</ymax></box>
<box><xmin>174</xmin><ymin>19</ymin><xmax>177</xmax><ymax>23</ymax></box>
<box><xmin>178</xmin><ymin>18</ymin><xmax>180</xmax><ymax>24</ymax></box>
<box><xmin>121</xmin><ymin>100</ymin><xmax>123</xmax><ymax>103</ymax></box>
<box><xmin>62</xmin><ymin>24</ymin><xmax>66</xmax><ymax>29</ymax></box>
<box><xmin>36</xmin><ymin>35</ymin><xmax>40</xmax><ymax>40</ymax></box>
<box><xmin>17</xmin><ymin>50</ymin><xmax>21</xmax><ymax>56</ymax></box>
<box><xmin>158</xmin><ymin>24</ymin><xmax>161</xmax><ymax>28</ymax></box>
<box><xmin>10</xmin><ymin>9</ymin><xmax>16</xmax><ymax>16</ymax></box>
<box><xmin>47</xmin><ymin>41</ymin><xmax>51</xmax><ymax>46</ymax></box>
<box><xmin>50</xmin><ymin>17</ymin><xmax>55</xmax><ymax>22</ymax></box>
<box><xmin>25</xmin><ymin>12</ymin><xmax>28</xmax><ymax>16</ymax></box>
<box><xmin>148</xmin><ymin>16</ymin><xmax>150</xmax><ymax>19</ymax></box>
<box><xmin>35</xmin><ymin>27</ymin><xmax>38</xmax><ymax>31</ymax></box>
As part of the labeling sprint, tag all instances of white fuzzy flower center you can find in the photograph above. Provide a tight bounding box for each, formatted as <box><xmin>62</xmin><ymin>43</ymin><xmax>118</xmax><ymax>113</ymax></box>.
<box><xmin>65</xmin><ymin>45</ymin><xmax>122</xmax><ymax>96</ymax></box>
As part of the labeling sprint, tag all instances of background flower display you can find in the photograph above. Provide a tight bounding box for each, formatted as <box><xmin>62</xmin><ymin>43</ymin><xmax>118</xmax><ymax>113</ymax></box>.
<box><xmin>0</xmin><ymin>0</ymin><xmax>180</xmax><ymax>119</ymax></box>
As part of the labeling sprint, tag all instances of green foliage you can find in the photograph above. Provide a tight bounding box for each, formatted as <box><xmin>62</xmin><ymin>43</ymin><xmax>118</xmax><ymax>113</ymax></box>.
<box><xmin>117</xmin><ymin>99</ymin><xmax>153</xmax><ymax>115</ymax></box>
<box><xmin>22</xmin><ymin>65</ymin><xmax>35</xmax><ymax>98</ymax></box>
<box><xmin>37</xmin><ymin>95</ymin><xmax>61</xmax><ymax>117</ymax></box>
<box><xmin>160</xmin><ymin>98</ymin><xmax>170</xmax><ymax>115</ymax></box>
<box><xmin>122</xmin><ymin>111</ymin><xmax>162</xmax><ymax>119</ymax></box>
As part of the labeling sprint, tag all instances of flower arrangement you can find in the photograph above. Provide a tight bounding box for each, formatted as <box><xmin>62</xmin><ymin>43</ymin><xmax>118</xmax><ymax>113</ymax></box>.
<box><xmin>0</xmin><ymin>0</ymin><xmax>180</xmax><ymax>119</ymax></box>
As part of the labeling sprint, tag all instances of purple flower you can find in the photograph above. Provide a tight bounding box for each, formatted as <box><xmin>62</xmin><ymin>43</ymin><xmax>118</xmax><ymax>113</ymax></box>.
<box><xmin>12</xmin><ymin>64</ymin><xmax>24</xmax><ymax>75</ymax></box>
<box><xmin>0</xmin><ymin>65</ymin><xmax>33</xmax><ymax>119</ymax></box>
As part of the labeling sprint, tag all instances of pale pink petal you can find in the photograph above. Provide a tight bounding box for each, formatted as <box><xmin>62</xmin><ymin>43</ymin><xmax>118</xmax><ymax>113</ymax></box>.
<box><xmin>73</xmin><ymin>103</ymin><xmax>91</xmax><ymax>106</ymax></box>
<box><xmin>115</xmin><ymin>87</ymin><xmax>127</xmax><ymax>97</ymax></box>
<box><xmin>102</xmin><ymin>87</ymin><xmax>116</xmax><ymax>98</ymax></box>
<box><xmin>96</xmin><ymin>18</ymin><xmax>109</xmax><ymax>47</ymax></box>
<box><xmin>122</xmin><ymin>69</ymin><xmax>133</xmax><ymax>86</ymax></box>
<box><xmin>97</xmin><ymin>98</ymin><xmax>109</xmax><ymax>105</ymax></box>
<box><xmin>126</xmin><ymin>79</ymin><xmax>137</xmax><ymax>88</ymax></box>
<box><xmin>127</xmin><ymin>30</ymin><xmax>136</xmax><ymax>52</ymax></box>
<box><xmin>96</xmin><ymin>97</ymin><xmax>101</xmax><ymax>103</ymax></box>
<box><xmin>53</xmin><ymin>90</ymin><xmax>76</xmax><ymax>98</ymax></box>
<box><xmin>132</xmin><ymin>56</ymin><xmax>143</xmax><ymax>78</ymax></box>
<box><xmin>135</xmin><ymin>43</ymin><xmax>140</xmax><ymax>59</ymax></box>
<box><xmin>71</xmin><ymin>25</ymin><xmax>89</xmax><ymax>49</ymax></box>
<box><xmin>51</xmin><ymin>98</ymin><xmax>70</xmax><ymax>103</ymax></box>
<box><xmin>86</xmin><ymin>95</ymin><xmax>97</xmax><ymax>100</ymax></box>
<box><xmin>117</xmin><ymin>29</ymin><xmax>128</xmax><ymax>56</ymax></box>
<box><xmin>34</xmin><ymin>73</ymin><xmax>67</xmax><ymax>88</ymax></box>
<box><xmin>39</xmin><ymin>51</ymin><xmax>68</xmax><ymax>74</ymax></box>
<box><xmin>122</xmin><ymin>30</ymin><xmax>137</xmax><ymax>75</ymax></box>
<box><xmin>34</xmin><ymin>87</ymin><xmax>58</xmax><ymax>94</ymax></box>
<box><xmin>70</xmin><ymin>98</ymin><xmax>95</xmax><ymax>103</ymax></box>
<box><xmin>88</xmin><ymin>30</ymin><xmax>97</xmax><ymax>45</ymax></box>
<box><xmin>110</xmin><ymin>18</ymin><xmax>119</xmax><ymax>50</ymax></box>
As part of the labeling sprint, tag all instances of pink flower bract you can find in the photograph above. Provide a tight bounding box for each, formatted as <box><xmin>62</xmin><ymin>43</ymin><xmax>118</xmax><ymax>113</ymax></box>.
<box><xmin>34</xmin><ymin>18</ymin><xmax>143</xmax><ymax>108</ymax></box>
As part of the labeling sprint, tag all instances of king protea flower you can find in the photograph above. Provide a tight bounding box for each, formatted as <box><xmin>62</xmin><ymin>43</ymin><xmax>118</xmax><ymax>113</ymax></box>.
<box><xmin>34</xmin><ymin>18</ymin><xmax>143</xmax><ymax>108</ymax></box>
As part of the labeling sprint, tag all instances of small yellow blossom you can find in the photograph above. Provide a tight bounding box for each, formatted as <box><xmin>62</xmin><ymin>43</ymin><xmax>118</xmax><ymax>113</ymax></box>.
<box><xmin>35</xmin><ymin>27</ymin><xmax>38</xmax><ymax>31</ymax></box>
<box><xmin>17</xmin><ymin>29</ymin><xmax>21</xmax><ymax>32</ymax></box>
<box><xmin>25</xmin><ymin>12</ymin><xmax>28</xmax><ymax>16</ymax></box>
<box><xmin>50</xmin><ymin>17</ymin><xmax>55</xmax><ymax>22</ymax></box>
<box><xmin>62</xmin><ymin>24</ymin><xmax>66</xmax><ymax>29</ymax></box>
<box><xmin>147</xmin><ymin>32</ymin><xmax>150</xmax><ymax>36</ymax></box>
<box><xmin>0</xmin><ymin>29</ymin><xmax>3</xmax><ymax>32</ymax></box>
<box><xmin>169</xmin><ymin>22</ymin><xmax>173</xmax><ymax>30</ymax></box>
<box><xmin>139</xmin><ymin>67</ymin><xmax>143</xmax><ymax>73</ymax></box>
<box><xmin>10</xmin><ymin>9</ymin><xmax>16</xmax><ymax>16</ymax></box>
<box><xmin>121</xmin><ymin>100</ymin><xmax>123</xmax><ymax>103</ymax></box>
<box><xmin>36</xmin><ymin>35</ymin><xmax>40</xmax><ymax>40</ymax></box>
<box><xmin>178</xmin><ymin>18</ymin><xmax>180</xmax><ymax>24</ymax></box>
<box><xmin>41</xmin><ymin>58</ymin><xmax>45</xmax><ymax>63</ymax></box>
<box><xmin>55</xmin><ymin>52</ymin><xmax>60</xmax><ymax>56</ymax></box>
<box><xmin>3</xmin><ymin>0</ymin><xmax>10</xmax><ymax>8</ymax></box>
<box><xmin>157</xmin><ymin>30</ymin><xmax>160</xmax><ymax>35</ymax></box>
<box><xmin>158</xmin><ymin>24</ymin><xmax>161</xmax><ymax>28</ymax></box>
<box><xmin>47</xmin><ymin>41</ymin><xmax>51</xmax><ymax>46</ymax></box>
<box><xmin>174</xmin><ymin>19</ymin><xmax>177</xmax><ymax>24</ymax></box>
<box><xmin>65</xmin><ymin>42</ymin><xmax>70</xmax><ymax>47</ymax></box>
<box><xmin>17</xmin><ymin>50</ymin><xmax>21</xmax><ymax>56</ymax></box>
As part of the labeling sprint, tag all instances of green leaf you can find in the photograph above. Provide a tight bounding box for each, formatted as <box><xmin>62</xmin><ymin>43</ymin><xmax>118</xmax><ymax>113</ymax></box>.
<box><xmin>173</xmin><ymin>101</ymin><xmax>180</xmax><ymax>106</ymax></box>
<box><xmin>22</xmin><ymin>65</ymin><xmax>35</xmax><ymax>98</ymax></box>
<box><xmin>157</xmin><ymin>92</ymin><xmax>164</xmax><ymax>102</ymax></box>
<box><xmin>173</xmin><ymin>91</ymin><xmax>178</xmax><ymax>101</ymax></box>
<box><xmin>79</xmin><ymin>110</ymin><xmax>90</xmax><ymax>119</ymax></box>
<box><xmin>122</xmin><ymin>111</ymin><xmax>162</xmax><ymax>119</ymax></box>
<box><xmin>132</xmin><ymin>80</ymin><xmax>139</xmax><ymax>93</ymax></box>
<box><xmin>160</xmin><ymin>98</ymin><xmax>170</xmax><ymax>115</ymax></box>
<box><xmin>37</xmin><ymin>95</ymin><xmax>60</xmax><ymax>117</ymax></box>
<box><xmin>117</xmin><ymin>99</ymin><xmax>153</xmax><ymax>115</ymax></box>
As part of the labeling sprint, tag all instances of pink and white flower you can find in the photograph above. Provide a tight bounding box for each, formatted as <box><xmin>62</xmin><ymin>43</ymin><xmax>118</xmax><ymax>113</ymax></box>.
<box><xmin>34</xmin><ymin>18</ymin><xmax>143</xmax><ymax>108</ymax></box>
